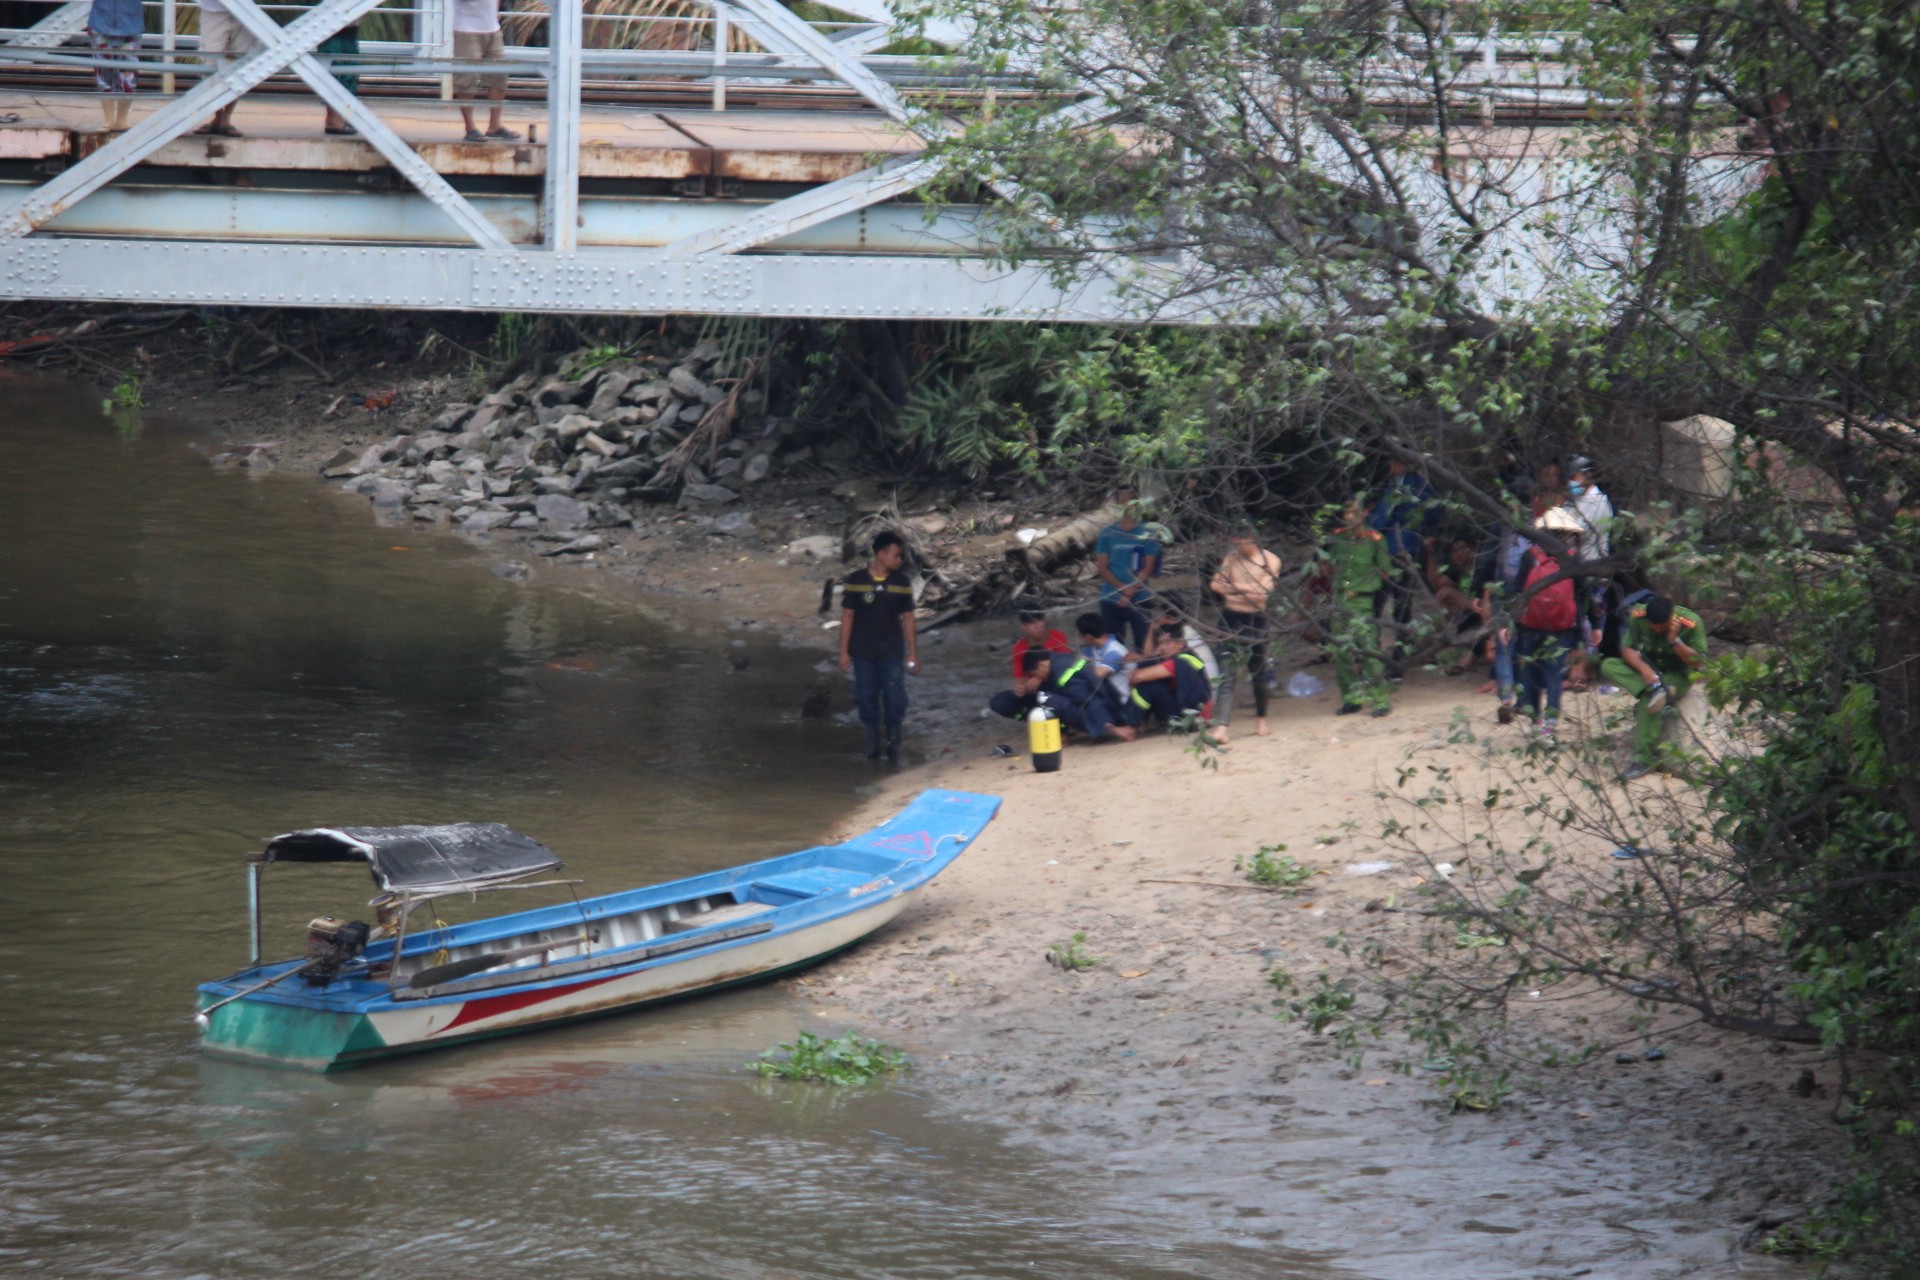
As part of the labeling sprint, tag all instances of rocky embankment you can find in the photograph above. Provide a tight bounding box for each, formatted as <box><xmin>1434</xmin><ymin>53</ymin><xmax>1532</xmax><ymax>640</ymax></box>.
<box><xmin>319</xmin><ymin>337</ymin><xmax>794</xmax><ymax>551</ymax></box>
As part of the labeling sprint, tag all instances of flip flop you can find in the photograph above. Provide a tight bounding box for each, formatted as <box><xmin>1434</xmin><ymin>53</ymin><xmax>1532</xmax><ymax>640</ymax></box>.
<box><xmin>463</xmin><ymin>128</ymin><xmax>486</xmax><ymax>141</ymax></box>
<box><xmin>485</xmin><ymin>126</ymin><xmax>522</xmax><ymax>141</ymax></box>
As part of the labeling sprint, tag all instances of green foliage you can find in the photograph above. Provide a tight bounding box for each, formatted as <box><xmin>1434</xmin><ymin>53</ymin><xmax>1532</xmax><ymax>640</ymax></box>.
<box><xmin>1048</xmin><ymin>930</ymin><xmax>1099</xmax><ymax>972</ymax></box>
<box><xmin>103</xmin><ymin>372</ymin><xmax>143</xmax><ymax>413</ymax></box>
<box><xmin>1267</xmin><ymin>968</ymin><xmax>1355</xmax><ymax>1035</ymax></box>
<box><xmin>490</xmin><ymin>312</ymin><xmax>534</xmax><ymax>370</ymax></box>
<box><xmin>749</xmin><ymin>1030</ymin><xmax>908</xmax><ymax>1086</ymax></box>
<box><xmin>565</xmin><ymin>343</ymin><xmax>629</xmax><ymax>376</ymax></box>
<box><xmin>1235</xmin><ymin>844</ymin><xmax>1315</xmax><ymax>891</ymax></box>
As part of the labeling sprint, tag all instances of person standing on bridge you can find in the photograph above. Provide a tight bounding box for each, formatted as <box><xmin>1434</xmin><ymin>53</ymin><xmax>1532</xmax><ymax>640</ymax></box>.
<box><xmin>87</xmin><ymin>0</ymin><xmax>143</xmax><ymax>132</ymax></box>
<box><xmin>454</xmin><ymin>0</ymin><xmax>521</xmax><ymax>142</ymax></box>
<box><xmin>193</xmin><ymin>0</ymin><xmax>255</xmax><ymax>138</ymax></box>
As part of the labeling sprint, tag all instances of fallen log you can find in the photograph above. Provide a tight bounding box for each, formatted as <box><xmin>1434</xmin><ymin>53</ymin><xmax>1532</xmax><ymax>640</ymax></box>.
<box><xmin>1007</xmin><ymin>504</ymin><xmax>1122</xmax><ymax>577</ymax></box>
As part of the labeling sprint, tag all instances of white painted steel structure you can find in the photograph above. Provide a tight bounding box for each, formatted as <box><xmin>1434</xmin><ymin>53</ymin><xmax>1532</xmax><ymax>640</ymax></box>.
<box><xmin>0</xmin><ymin>0</ymin><xmax>1613</xmax><ymax>320</ymax></box>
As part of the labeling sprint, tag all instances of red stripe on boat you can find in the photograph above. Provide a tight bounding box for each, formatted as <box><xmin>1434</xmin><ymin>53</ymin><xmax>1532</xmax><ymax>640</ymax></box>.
<box><xmin>432</xmin><ymin>974</ymin><xmax>622</xmax><ymax>1036</ymax></box>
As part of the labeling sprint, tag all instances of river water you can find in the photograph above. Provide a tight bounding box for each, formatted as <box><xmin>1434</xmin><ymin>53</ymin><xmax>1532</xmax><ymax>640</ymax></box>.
<box><xmin>0</xmin><ymin>377</ymin><xmax>1341</xmax><ymax>1280</ymax></box>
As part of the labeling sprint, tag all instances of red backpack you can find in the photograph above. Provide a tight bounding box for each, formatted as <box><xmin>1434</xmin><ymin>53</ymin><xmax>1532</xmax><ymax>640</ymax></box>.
<box><xmin>1518</xmin><ymin>553</ymin><xmax>1578</xmax><ymax>631</ymax></box>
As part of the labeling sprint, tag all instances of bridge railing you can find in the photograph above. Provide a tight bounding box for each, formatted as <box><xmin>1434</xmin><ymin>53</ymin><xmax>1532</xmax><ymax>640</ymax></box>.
<box><xmin>0</xmin><ymin>0</ymin><xmax>967</xmax><ymax>106</ymax></box>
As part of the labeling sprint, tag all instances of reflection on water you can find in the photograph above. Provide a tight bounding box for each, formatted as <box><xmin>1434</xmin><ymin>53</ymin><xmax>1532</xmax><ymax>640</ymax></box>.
<box><xmin>0</xmin><ymin>378</ymin><xmax>1338</xmax><ymax>1280</ymax></box>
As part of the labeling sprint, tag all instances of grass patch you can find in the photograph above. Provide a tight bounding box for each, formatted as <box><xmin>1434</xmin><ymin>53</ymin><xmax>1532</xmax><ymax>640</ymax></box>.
<box><xmin>1235</xmin><ymin>843</ymin><xmax>1317</xmax><ymax>890</ymax></box>
<box><xmin>1047</xmin><ymin>930</ymin><xmax>1099</xmax><ymax>972</ymax></box>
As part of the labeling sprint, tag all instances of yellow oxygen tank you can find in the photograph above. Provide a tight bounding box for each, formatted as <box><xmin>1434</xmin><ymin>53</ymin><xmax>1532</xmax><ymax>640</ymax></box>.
<box><xmin>1027</xmin><ymin>703</ymin><xmax>1062</xmax><ymax>772</ymax></box>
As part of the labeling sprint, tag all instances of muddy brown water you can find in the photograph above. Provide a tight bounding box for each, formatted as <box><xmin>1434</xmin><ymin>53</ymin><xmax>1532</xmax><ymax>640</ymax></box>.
<box><xmin>0</xmin><ymin>378</ymin><xmax>1350</xmax><ymax>1279</ymax></box>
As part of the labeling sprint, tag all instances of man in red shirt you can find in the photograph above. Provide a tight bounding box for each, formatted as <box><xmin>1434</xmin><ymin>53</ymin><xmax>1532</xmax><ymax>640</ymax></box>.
<box><xmin>989</xmin><ymin>610</ymin><xmax>1075</xmax><ymax>720</ymax></box>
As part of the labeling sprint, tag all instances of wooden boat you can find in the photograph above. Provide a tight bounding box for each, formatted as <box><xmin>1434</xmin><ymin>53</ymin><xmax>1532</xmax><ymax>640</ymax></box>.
<box><xmin>195</xmin><ymin>788</ymin><xmax>999</xmax><ymax>1071</ymax></box>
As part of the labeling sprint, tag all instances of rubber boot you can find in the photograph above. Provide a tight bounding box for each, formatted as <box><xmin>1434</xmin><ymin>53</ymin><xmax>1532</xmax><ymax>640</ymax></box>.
<box><xmin>885</xmin><ymin>724</ymin><xmax>902</xmax><ymax>766</ymax></box>
<box><xmin>863</xmin><ymin>722</ymin><xmax>882</xmax><ymax>760</ymax></box>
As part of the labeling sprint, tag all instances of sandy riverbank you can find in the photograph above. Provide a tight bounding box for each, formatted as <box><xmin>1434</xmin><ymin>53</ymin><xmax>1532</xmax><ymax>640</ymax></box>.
<box><xmin>797</xmin><ymin>674</ymin><xmax>1851</xmax><ymax>1278</ymax></box>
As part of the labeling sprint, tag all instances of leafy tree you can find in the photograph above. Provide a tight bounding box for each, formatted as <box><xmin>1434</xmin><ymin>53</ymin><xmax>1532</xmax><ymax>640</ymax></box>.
<box><xmin>901</xmin><ymin>0</ymin><xmax>1920</xmax><ymax>1258</ymax></box>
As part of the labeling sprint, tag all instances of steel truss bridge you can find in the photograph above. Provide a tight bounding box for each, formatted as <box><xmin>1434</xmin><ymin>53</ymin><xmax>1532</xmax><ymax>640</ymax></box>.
<box><xmin>0</xmin><ymin>0</ymin><xmax>1604</xmax><ymax>320</ymax></box>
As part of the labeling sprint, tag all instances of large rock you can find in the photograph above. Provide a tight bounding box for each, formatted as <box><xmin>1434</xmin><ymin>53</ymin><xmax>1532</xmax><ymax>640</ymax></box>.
<box><xmin>541</xmin><ymin>533</ymin><xmax>604</xmax><ymax>556</ymax></box>
<box><xmin>466</xmin><ymin>403</ymin><xmax>505</xmax><ymax>437</ymax></box>
<box><xmin>535</xmin><ymin>493</ymin><xmax>591</xmax><ymax>526</ymax></box>
<box><xmin>426</xmin><ymin>404</ymin><xmax>472</xmax><ymax>434</ymax></box>
<box><xmin>712</xmin><ymin>510</ymin><xmax>756</xmax><ymax>538</ymax></box>
<box><xmin>625</xmin><ymin>378</ymin><xmax>671</xmax><ymax>405</ymax></box>
<box><xmin>535</xmin><ymin>376</ymin><xmax>593</xmax><ymax>408</ymax></box>
<box><xmin>462</xmin><ymin>510</ymin><xmax>511</xmax><ymax>535</ymax></box>
<box><xmin>591</xmin><ymin>502</ymin><xmax>635</xmax><ymax>528</ymax></box>
<box><xmin>579</xmin><ymin>431</ymin><xmax>620</xmax><ymax>458</ymax></box>
<box><xmin>667</xmin><ymin>366</ymin><xmax>706</xmax><ymax>400</ymax></box>
<box><xmin>586</xmin><ymin>372</ymin><xmax>633</xmax><ymax>419</ymax></box>
<box><xmin>740</xmin><ymin>453</ymin><xmax>772</xmax><ymax>485</ymax></box>
<box><xmin>552</xmin><ymin>413</ymin><xmax>596</xmax><ymax>441</ymax></box>
<box><xmin>593</xmin><ymin>455</ymin><xmax>655</xmax><ymax>481</ymax></box>
<box><xmin>425</xmin><ymin>459</ymin><xmax>463</xmax><ymax>487</ymax></box>
<box><xmin>785</xmin><ymin>534</ymin><xmax>841</xmax><ymax>561</ymax></box>
<box><xmin>679</xmin><ymin>483</ymin><xmax>739</xmax><ymax>507</ymax></box>
<box><xmin>686</xmin><ymin>337</ymin><xmax>722</xmax><ymax>365</ymax></box>
<box><xmin>368</xmin><ymin>479</ymin><xmax>410</xmax><ymax>507</ymax></box>
<box><xmin>678</xmin><ymin>403</ymin><xmax>706</xmax><ymax>424</ymax></box>
<box><xmin>534</xmin><ymin>473</ymin><xmax>579</xmax><ymax>496</ymax></box>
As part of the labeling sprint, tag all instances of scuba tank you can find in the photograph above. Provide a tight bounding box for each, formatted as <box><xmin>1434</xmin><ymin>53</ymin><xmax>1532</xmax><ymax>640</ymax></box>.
<box><xmin>1028</xmin><ymin>700</ymin><xmax>1062</xmax><ymax>772</ymax></box>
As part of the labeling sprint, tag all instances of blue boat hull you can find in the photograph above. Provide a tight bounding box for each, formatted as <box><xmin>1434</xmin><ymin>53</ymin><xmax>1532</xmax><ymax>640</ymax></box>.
<box><xmin>196</xmin><ymin>789</ymin><xmax>999</xmax><ymax>1070</ymax></box>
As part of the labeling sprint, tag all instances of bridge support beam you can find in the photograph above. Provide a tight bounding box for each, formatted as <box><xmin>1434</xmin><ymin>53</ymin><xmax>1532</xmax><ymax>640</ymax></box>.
<box><xmin>544</xmin><ymin>0</ymin><xmax>582</xmax><ymax>253</ymax></box>
<box><xmin>0</xmin><ymin>240</ymin><xmax>1175</xmax><ymax>322</ymax></box>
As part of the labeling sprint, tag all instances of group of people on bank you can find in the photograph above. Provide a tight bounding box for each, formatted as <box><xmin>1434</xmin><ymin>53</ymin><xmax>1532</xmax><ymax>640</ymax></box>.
<box><xmin>843</xmin><ymin>461</ymin><xmax>1706</xmax><ymax>781</ymax></box>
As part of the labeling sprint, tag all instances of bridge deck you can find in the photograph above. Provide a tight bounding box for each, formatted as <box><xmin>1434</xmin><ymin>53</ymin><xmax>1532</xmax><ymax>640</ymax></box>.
<box><xmin>0</xmin><ymin>91</ymin><xmax>918</xmax><ymax>184</ymax></box>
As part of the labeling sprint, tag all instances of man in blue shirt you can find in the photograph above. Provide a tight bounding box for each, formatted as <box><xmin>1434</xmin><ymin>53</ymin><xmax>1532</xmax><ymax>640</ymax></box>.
<box><xmin>1094</xmin><ymin>489</ymin><xmax>1161</xmax><ymax>654</ymax></box>
<box><xmin>1368</xmin><ymin>459</ymin><xmax>1441</xmax><ymax>678</ymax></box>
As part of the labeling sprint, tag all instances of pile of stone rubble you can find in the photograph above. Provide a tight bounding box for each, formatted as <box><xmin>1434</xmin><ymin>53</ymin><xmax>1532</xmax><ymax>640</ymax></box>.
<box><xmin>320</xmin><ymin>338</ymin><xmax>786</xmax><ymax>547</ymax></box>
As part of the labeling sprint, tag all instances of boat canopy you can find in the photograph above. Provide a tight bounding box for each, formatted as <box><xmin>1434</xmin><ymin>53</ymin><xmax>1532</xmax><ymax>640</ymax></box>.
<box><xmin>258</xmin><ymin>823</ymin><xmax>565</xmax><ymax>895</ymax></box>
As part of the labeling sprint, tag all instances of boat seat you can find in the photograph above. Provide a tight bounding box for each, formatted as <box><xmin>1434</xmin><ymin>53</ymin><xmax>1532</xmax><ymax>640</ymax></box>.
<box><xmin>751</xmin><ymin>866</ymin><xmax>875</xmax><ymax>900</ymax></box>
<box><xmin>662</xmin><ymin>900</ymin><xmax>776</xmax><ymax>934</ymax></box>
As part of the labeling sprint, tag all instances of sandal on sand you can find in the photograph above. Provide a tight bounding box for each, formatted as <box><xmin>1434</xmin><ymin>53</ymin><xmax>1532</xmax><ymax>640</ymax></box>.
<box><xmin>485</xmin><ymin>126</ymin><xmax>523</xmax><ymax>141</ymax></box>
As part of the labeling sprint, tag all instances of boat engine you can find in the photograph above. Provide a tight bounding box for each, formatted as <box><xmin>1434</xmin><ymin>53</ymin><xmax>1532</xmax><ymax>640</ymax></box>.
<box><xmin>302</xmin><ymin>915</ymin><xmax>371</xmax><ymax>985</ymax></box>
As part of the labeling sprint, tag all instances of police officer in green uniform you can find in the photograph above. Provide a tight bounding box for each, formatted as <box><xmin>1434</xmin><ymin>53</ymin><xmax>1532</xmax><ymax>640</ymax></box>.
<box><xmin>1598</xmin><ymin>594</ymin><xmax>1707</xmax><ymax>779</ymax></box>
<box><xmin>1323</xmin><ymin>501</ymin><xmax>1393</xmax><ymax>716</ymax></box>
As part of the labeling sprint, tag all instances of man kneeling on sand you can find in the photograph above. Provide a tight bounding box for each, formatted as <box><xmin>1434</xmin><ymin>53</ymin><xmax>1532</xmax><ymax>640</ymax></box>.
<box><xmin>1076</xmin><ymin>612</ymin><xmax>1142</xmax><ymax>728</ymax></box>
<box><xmin>1128</xmin><ymin>623</ymin><xmax>1214</xmax><ymax>727</ymax></box>
<box><xmin>1024</xmin><ymin>649</ymin><xmax>1137</xmax><ymax>742</ymax></box>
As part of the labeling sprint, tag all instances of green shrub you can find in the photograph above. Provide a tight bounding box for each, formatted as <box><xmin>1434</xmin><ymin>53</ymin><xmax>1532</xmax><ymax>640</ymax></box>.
<box><xmin>749</xmin><ymin>1030</ymin><xmax>908</xmax><ymax>1086</ymax></box>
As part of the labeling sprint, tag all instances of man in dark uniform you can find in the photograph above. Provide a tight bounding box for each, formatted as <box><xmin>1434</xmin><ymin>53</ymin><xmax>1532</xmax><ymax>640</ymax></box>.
<box><xmin>838</xmin><ymin>531</ymin><xmax>918</xmax><ymax>764</ymax></box>
<box><xmin>1022</xmin><ymin>650</ymin><xmax>1137</xmax><ymax>742</ymax></box>
<box><xmin>1128</xmin><ymin>632</ymin><xmax>1213</xmax><ymax>726</ymax></box>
